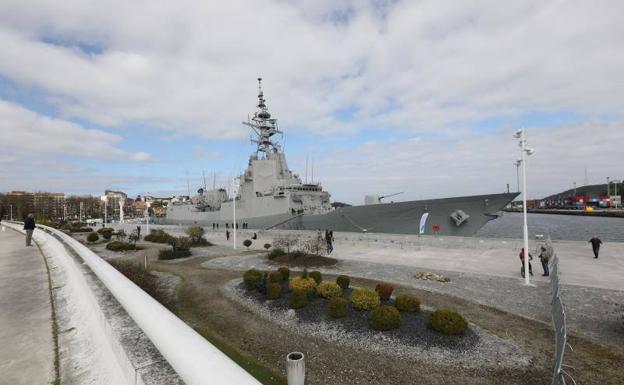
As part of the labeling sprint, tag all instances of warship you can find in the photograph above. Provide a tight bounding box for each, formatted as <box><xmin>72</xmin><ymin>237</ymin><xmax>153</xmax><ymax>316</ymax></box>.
<box><xmin>163</xmin><ymin>79</ymin><xmax>518</xmax><ymax>236</ymax></box>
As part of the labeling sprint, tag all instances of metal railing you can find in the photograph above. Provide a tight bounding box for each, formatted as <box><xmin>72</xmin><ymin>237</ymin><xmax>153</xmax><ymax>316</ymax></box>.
<box><xmin>26</xmin><ymin>223</ymin><xmax>262</xmax><ymax>385</ymax></box>
<box><xmin>546</xmin><ymin>237</ymin><xmax>577</xmax><ymax>385</ymax></box>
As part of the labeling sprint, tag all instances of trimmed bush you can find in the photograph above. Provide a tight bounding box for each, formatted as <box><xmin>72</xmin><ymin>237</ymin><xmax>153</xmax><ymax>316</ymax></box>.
<box><xmin>289</xmin><ymin>289</ymin><xmax>309</xmax><ymax>309</ymax></box>
<box><xmin>369</xmin><ymin>306</ymin><xmax>401</xmax><ymax>331</ymax></box>
<box><xmin>375</xmin><ymin>283</ymin><xmax>394</xmax><ymax>301</ymax></box>
<box><xmin>268</xmin><ymin>271</ymin><xmax>283</xmax><ymax>284</ymax></box>
<box><xmin>266</xmin><ymin>283</ymin><xmax>282</xmax><ymax>299</ymax></box>
<box><xmin>350</xmin><ymin>288</ymin><xmax>380</xmax><ymax>311</ymax></box>
<box><xmin>86</xmin><ymin>232</ymin><xmax>99</xmax><ymax>243</ymax></box>
<box><xmin>102</xmin><ymin>231</ymin><xmax>112</xmax><ymax>240</ymax></box>
<box><xmin>144</xmin><ymin>229</ymin><xmax>175</xmax><ymax>244</ymax></box>
<box><xmin>97</xmin><ymin>227</ymin><xmax>114</xmax><ymax>234</ymax></box>
<box><xmin>109</xmin><ymin>260</ymin><xmax>170</xmax><ymax>308</ymax></box>
<box><xmin>316</xmin><ymin>281</ymin><xmax>343</xmax><ymax>299</ymax></box>
<box><xmin>243</xmin><ymin>239</ymin><xmax>252</xmax><ymax>249</ymax></box>
<box><xmin>267</xmin><ymin>248</ymin><xmax>286</xmax><ymax>260</ymax></box>
<box><xmin>336</xmin><ymin>275</ymin><xmax>350</xmax><ymax>289</ymax></box>
<box><xmin>158</xmin><ymin>237</ymin><xmax>192</xmax><ymax>260</ymax></box>
<box><xmin>395</xmin><ymin>294</ymin><xmax>421</xmax><ymax>313</ymax></box>
<box><xmin>428</xmin><ymin>309</ymin><xmax>468</xmax><ymax>336</ymax></box>
<box><xmin>243</xmin><ymin>269</ymin><xmax>264</xmax><ymax>290</ymax></box>
<box><xmin>278</xmin><ymin>267</ymin><xmax>290</xmax><ymax>281</ymax></box>
<box><xmin>288</xmin><ymin>276</ymin><xmax>317</xmax><ymax>294</ymax></box>
<box><xmin>70</xmin><ymin>227</ymin><xmax>93</xmax><ymax>233</ymax></box>
<box><xmin>328</xmin><ymin>297</ymin><xmax>348</xmax><ymax>318</ymax></box>
<box><xmin>185</xmin><ymin>226</ymin><xmax>206</xmax><ymax>244</ymax></box>
<box><xmin>264</xmin><ymin>243</ymin><xmax>271</xmax><ymax>250</ymax></box>
<box><xmin>106</xmin><ymin>241</ymin><xmax>136</xmax><ymax>252</ymax></box>
<box><xmin>309</xmin><ymin>271</ymin><xmax>322</xmax><ymax>284</ymax></box>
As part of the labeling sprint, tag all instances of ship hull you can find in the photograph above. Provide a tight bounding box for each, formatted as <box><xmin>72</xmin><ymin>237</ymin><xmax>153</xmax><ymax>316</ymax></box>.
<box><xmin>158</xmin><ymin>192</ymin><xmax>518</xmax><ymax>237</ymax></box>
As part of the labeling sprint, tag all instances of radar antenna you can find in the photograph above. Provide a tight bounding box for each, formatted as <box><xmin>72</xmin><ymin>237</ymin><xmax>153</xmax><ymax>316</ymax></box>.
<box><xmin>242</xmin><ymin>77</ymin><xmax>283</xmax><ymax>157</ymax></box>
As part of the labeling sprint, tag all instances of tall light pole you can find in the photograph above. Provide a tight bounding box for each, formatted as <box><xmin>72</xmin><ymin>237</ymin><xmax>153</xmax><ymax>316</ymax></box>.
<box><xmin>101</xmin><ymin>196</ymin><xmax>108</xmax><ymax>225</ymax></box>
<box><xmin>515</xmin><ymin>128</ymin><xmax>535</xmax><ymax>286</ymax></box>
<box><xmin>514</xmin><ymin>160</ymin><xmax>521</xmax><ymax>192</ymax></box>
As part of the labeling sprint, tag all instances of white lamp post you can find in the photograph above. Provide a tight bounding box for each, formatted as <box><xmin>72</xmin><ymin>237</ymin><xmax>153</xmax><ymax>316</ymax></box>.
<box><xmin>514</xmin><ymin>128</ymin><xmax>535</xmax><ymax>286</ymax></box>
<box><xmin>101</xmin><ymin>196</ymin><xmax>108</xmax><ymax>225</ymax></box>
<box><xmin>514</xmin><ymin>160</ymin><xmax>521</xmax><ymax>192</ymax></box>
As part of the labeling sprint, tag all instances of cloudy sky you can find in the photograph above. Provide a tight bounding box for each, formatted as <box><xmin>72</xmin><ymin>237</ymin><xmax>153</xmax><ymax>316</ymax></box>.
<box><xmin>1</xmin><ymin>0</ymin><xmax>622</xmax><ymax>203</ymax></box>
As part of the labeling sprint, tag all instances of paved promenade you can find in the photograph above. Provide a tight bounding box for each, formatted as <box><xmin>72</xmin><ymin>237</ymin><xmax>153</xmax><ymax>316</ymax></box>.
<box><xmin>0</xmin><ymin>227</ymin><xmax>54</xmax><ymax>384</ymax></box>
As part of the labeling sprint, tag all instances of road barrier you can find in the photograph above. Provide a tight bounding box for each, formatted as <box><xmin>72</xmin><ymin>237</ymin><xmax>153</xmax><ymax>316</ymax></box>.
<box><xmin>546</xmin><ymin>237</ymin><xmax>577</xmax><ymax>385</ymax></box>
<box><xmin>29</xmin><ymin>223</ymin><xmax>262</xmax><ymax>385</ymax></box>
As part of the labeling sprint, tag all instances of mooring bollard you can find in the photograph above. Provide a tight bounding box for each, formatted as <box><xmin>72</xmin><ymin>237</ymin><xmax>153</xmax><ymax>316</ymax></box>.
<box><xmin>286</xmin><ymin>352</ymin><xmax>305</xmax><ymax>385</ymax></box>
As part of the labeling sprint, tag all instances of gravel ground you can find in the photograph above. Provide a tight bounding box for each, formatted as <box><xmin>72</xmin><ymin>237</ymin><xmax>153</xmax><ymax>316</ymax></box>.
<box><xmin>205</xmin><ymin>254</ymin><xmax>624</xmax><ymax>348</ymax></box>
<box><xmin>223</xmin><ymin>279</ymin><xmax>530</xmax><ymax>369</ymax></box>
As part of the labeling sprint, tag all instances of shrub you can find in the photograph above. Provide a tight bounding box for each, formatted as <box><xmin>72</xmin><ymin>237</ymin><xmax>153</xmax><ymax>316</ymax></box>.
<box><xmin>106</xmin><ymin>241</ymin><xmax>136</xmax><ymax>252</ymax></box>
<box><xmin>257</xmin><ymin>272</ymin><xmax>268</xmax><ymax>295</ymax></box>
<box><xmin>144</xmin><ymin>229</ymin><xmax>175</xmax><ymax>244</ymax></box>
<box><xmin>185</xmin><ymin>226</ymin><xmax>205</xmax><ymax>244</ymax></box>
<box><xmin>243</xmin><ymin>239</ymin><xmax>252</xmax><ymax>249</ymax></box>
<box><xmin>102</xmin><ymin>231</ymin><xmax>113</xmax><ymax>240</ymax></box>
<box><xmin>289</xmin><ymin>276</ymin><xmax>317</xmax><ymax>292</ymax></box>
<box><xmin>70</xmin><ymin>227</ymin><xmax>93</xmax><ymax>233</ymax></box>
<box><xmin>375</xmin><ymin>283</ymin><xmax>394</xmax><ymax>301</ymax></box>
<box><xmin>109</xmin><ymin>260</ymin><xmax>170</xmax><ymax>307</ymax></box>
<box><xmin>97</xmin><ymin>227</ymin><xmax>114</xmax><ymax>234</ymax></box>
<box><xmin>316</xmin><ymin>281</ymin><xmax>343</xmax><ymax>299</ymax></box>
<box><xmin>395</xmin><ymin>295</ymin><xmax>421</xmax><ymax>313</ymax></box>
<box><xmin>268</xmin><ymin>271</ymin><xmax>283</xmax><ymax>284</ymax></box>
<box><xmin>158</xmin><ymin>237</ymin><xmax>192</xmax><ymax>260</ymax></box>
<box><xmin>278</xmin><ymin>267</ymin><xmax>290</xmax><ymax>281</ymax></box>
<box><xmin>243</xmin><ymin>269</ymin><xmax>264</xmax><ymax>290</ymax></box>
<box><xmin>350</xmin><ymin>288</ymin><xmax>380</xmax><ymax>311</ymax></box>
<box><xmin>86</xmin><ymin>232</ymin><xmax>99</xmax><ymax>243</ymax></box>
<box><xmin>336</xmin><ymin>275</ymin><xmax>350</xmax><ymax>289</ymax></box>
<box><xmin>268</xmin><ymin>248</ymin><xmax>286</xmax><ymax>260</ymax></box>
<box><xmin>301</xmin><ymin>268</ymin><xmax>309</xmax><ymax>278</ymax></box>
<box><xmin>309</xmin><ymin>271</ymin><xmax>322</xmax><ymax>284</ymax></box>
<box><xmin>289</xmin><ymin>289</ymin><xmax>308</xmax><ymax>309</ymax></box>
<box><xmin>369</xmin><ymin>306</ymin><xmax>402</xmax><ymax>331</ymax></box>
<box><xmin>264</xmin><ymin>243</ymin><xmax>271</xmax><ymax>250</ymax></box>
<box><xmin>428</xmin><ymin>309</ymin><xmax>468</xmax><ymax>336</ymax></box>
<box><xmin>328</xmin><ymin>297</ymin><xmax>347</xmax><ymax>319</ymax></box>
<box><xmin>266</xmin><ymin>283</ymin><xmax>282</xmax><ymax>299</ymax></box>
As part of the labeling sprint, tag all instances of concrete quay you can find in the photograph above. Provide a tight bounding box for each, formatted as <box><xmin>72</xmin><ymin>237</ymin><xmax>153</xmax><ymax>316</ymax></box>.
<box><xmin>0</xmin><ymin>225</ymin><xmax>55</xmax><ymax>385</ymax></box>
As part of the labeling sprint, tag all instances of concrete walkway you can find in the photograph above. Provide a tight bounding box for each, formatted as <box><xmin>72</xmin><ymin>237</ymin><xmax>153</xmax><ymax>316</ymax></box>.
<box><xmin>0</xmin><ymin>226</ymin><xmax>54</xmax><ymax>384</ymax></box>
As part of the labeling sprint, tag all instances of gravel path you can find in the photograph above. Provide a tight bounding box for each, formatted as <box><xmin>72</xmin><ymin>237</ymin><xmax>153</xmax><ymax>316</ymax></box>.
<box><xmin>222</xmin><ymin>279</ymin><xmax>529</xmax><ymax>369</ymax></box>
<box><xmin>204</xmin><ymin>254</ymin><xmax>624</xmax><ymax>348</ymax></box>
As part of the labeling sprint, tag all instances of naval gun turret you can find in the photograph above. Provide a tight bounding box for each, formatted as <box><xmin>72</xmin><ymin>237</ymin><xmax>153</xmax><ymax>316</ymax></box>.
<box><xmin>364</xmin><ymin>192</ymin><xmax>404</xmax><ymax>205</ymax></box>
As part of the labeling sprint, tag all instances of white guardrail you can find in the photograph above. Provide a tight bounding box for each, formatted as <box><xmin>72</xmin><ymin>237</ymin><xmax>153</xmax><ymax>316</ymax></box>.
<box><xmin>33</xmin><ymin>224</ymin><xmax>262</xmax><ymax>385</ymax></box>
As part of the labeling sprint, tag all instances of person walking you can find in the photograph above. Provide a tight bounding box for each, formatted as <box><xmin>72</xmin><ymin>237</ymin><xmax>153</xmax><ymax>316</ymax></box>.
<box><xmin>23</xmin><ymin>213</ymin><xmax>36</xmax><ymax>246</ymax></box>
<box><xmin>538</xmin><ymin>245</ymin><xmax>550</xmax><ymax>276</ymax></box>
<box><xmin>519</xmin><ymin>247</ymin><xmax>533</xmax><ymax>278</ymax></box>
<box><xmin>325</xmin><ymin>229</ymin><xmax>333</xmax><ymax>255</ymax></box>
<box><xmin>588</xmin><ymin>235</ymin><xmax>602</xmax><ymax>258</ymax></box>
<box><xmin>226</xmin><ymin>230</ymin><xmax>230</xmax><ymax>241</ymax></box>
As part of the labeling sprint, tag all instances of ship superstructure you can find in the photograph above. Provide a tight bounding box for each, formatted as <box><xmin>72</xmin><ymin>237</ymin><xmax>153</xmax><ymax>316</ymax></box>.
<box><xmin>163</xmin><ymin>79</ymin><xmax>518</xmax><ymax>236</ymax></box>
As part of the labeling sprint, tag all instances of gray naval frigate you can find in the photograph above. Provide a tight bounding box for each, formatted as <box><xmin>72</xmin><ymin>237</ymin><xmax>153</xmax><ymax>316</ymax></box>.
<box><xmin>163</xmin><ymin>79</ymin><xmax>518</xmax><ymax>236</ymax></box>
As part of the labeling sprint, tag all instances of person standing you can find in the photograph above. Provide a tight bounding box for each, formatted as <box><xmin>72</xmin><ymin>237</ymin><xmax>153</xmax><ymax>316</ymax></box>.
<box><xmin>588</xmin><ymin>235</ymin><xmax>602</xmax><ymax>258</ymax></box>
<box><xmin>136</xmin><ymin>225</ymin><xmax>141</xmax><ymax>240</ymax></box>
<box><xmin>519</xmin><ymin>247</ymin><xmax>533</xmax><ymax>278</ymax></box>
<box><xmin>538</xmin><ymin>246</ymin><xmax>550</xmax><ymax>276</ymax></box>
<box><xmin>226</xmin><ymin>230</ymin><xmax>230</xmax><ymax>241</ymax></box>
<box><xmin>23</xmin><ymin>213</ymin><xmax>35</xmax><ymax>246</ymax></box>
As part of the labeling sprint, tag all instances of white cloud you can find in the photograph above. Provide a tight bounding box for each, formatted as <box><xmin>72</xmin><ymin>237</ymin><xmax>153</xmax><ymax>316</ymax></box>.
<box><xmin>0</xmin><ymin>1</ymin><xmax>621</xmax><ymax>138</ymax></box>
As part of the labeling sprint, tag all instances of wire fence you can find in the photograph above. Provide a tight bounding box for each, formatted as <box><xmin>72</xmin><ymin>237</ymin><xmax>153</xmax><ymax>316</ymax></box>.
<box><xmin>546</xmin><ymin>237</ymin><xmax>577</xmax><ymax>385</ymax></box>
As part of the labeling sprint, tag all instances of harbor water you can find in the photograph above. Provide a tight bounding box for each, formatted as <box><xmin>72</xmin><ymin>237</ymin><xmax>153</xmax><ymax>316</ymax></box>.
<box><xmin>477</xmin><ymin>212</ymin><xmax>624</xmax><ymax>242</ymax></box>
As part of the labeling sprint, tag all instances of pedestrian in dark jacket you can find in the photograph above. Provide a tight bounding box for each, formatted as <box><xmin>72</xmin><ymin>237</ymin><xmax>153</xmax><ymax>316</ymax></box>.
<box><xmin>23</xmin><ymin>213</ymin><xmax>35</xmax><ymax>246</ymax></box>
<box><xmin>588</xmin><ymin>236</ymin><xmax>602</xmax><ymax>258</ymax></box>
<box><xmin>226</xmin><ymin>230</ymin><xmax>230</xmax><ymax>241</ymax></box>
<box><xmin>538</xmin><ymin>246</ymin><xmax>550</xmax><ymax>276</ymax></box>
<box><xmin>519</xmin><ymin>247</ymin><xmax>533</xmax><ymax>278</ymax></box>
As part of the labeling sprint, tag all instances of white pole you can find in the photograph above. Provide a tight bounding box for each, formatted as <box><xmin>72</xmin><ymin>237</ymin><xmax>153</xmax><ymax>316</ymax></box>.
<box><xmin>233</xmin><ymin>188</ymin><xmax>237</xmax><ymax>250</ymax></box>
<box><xmin>104</xmin><ymin>199</ymin><xmax>107</xmax><ymax>225</ymax></box>
<box><xmin>10</xmin><ymin>205</ymin><xmax>13</xmax><ymax>221</ymax></box>
<box><xmin>521</xmin><ymin>130</ymin><xmax>530</xmax><ymax>286</ymax></box>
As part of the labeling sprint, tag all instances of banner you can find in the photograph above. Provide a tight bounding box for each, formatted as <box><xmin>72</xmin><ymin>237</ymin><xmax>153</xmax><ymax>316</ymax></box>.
<box><xmin>419</xmin><ymin>212</ymin><xmax>429</xmax><ymax>235</ymax></box>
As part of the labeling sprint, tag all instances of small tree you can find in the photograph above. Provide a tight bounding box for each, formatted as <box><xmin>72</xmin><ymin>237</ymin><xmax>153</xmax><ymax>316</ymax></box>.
<box><xmin>273</xmin><ymin>236</ymin><xmax>298</xmax><ymax>253</ymax></box>
<box><xmin>128</xmin><ymin>231</ymin><xmax>140</xmax><ymax>245</ymax></box>
<box><xmin>264</xmin><ymin>243</ymin><xmax>271</xmax><ymax>250</ymax></box>
<box><xmin>243</xmin><ymin>239</ymin><xmax>252</xmax><ymax>249</ymax></box>
<box><xmin>185</xmin><ymin>226</ymin><xmax>205</xmax><ymax>244</ymax></box>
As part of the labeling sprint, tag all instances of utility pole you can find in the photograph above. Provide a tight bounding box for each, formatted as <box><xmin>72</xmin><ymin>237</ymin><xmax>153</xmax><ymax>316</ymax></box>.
<box><xmin>514</xmin><ymin>160</ymin><xmax>521</xmax><ymax>192</ymax></box>
<box><xmin>232</xmin><ymin>177</ymin><xmax>239</xmax><ymax>249</ymax></box>
<box><xmin>514</xmin><ymin>128</ymin><xmax>535</xmax><ymax>286</ymax></box>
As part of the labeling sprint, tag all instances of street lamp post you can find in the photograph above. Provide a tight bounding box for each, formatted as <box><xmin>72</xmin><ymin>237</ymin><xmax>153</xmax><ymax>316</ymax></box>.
<box><xmin>232</xmin><ymin>177</ymin><xmax>240</xmax><ymax>249</ymax></box>
<box><xmin>514</xmin><ymin>128</ymin><xmax>535</xmax><ymax>286</ymax></box>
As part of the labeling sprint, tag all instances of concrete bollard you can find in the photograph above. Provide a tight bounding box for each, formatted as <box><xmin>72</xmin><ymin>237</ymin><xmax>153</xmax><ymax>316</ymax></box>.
<box><xmin>286</xmin><ymin>352</ymin><xmax>305</xmax><ymax>385</ymax></box>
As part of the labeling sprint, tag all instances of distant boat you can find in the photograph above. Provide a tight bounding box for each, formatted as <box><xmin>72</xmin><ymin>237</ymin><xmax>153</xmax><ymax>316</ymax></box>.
<box><xmin>162</xmin><ymin>79</ymin><xmax>518</xmax><ymax>236</ymax></box>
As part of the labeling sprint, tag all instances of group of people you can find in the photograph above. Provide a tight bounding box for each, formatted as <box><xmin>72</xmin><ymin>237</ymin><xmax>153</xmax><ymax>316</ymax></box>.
<box><xmin>518</xmin><ymin>235</ymin><xmax>604</xmax><ymax>278</ymax></box>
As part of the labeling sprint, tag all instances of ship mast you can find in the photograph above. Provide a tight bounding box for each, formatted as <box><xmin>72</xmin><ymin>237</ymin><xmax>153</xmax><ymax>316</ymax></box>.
<box><xmin>242</xmin><ymin>78</ymin><xmax>282</xmax><ymax>157</ymax></box>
